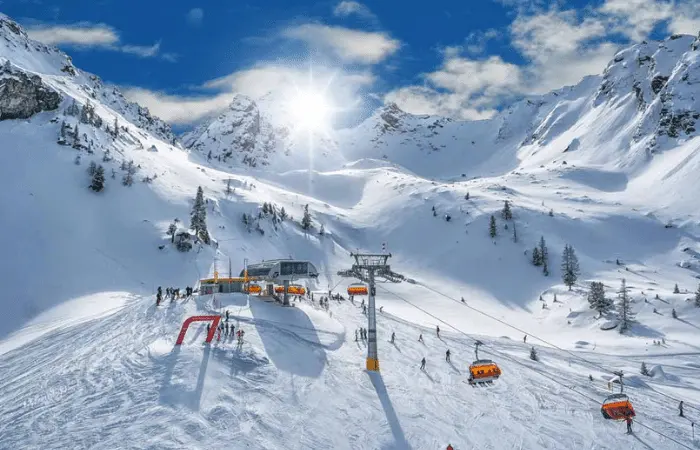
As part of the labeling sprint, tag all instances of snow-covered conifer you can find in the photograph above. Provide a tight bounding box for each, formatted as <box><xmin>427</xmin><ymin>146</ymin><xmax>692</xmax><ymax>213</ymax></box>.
<box><xmin>489</xmin><ymin>215</ymin><xmax>497</xmax><ymax>238</ymax></box>
<box><xmin>561</xmin><ymin>244</ymin><xmax>580</xmax><ymax>290</ymax></box>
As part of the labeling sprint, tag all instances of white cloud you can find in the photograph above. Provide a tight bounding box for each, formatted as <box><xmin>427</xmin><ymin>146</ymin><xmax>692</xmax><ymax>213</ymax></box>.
<box><xmin>282</xmin><ymin>24</ymin><xmax>399</xmax><ymax>64</ymax></box>
<box><xmin>121</xmin><ymin>87</ymin><xmax>232</xmax><ymax>125</ymax></box>
<box><xmin>333</xmin><ymin>1</ymin><xmax>376</xmax><ymax>21</ymax></box>
<box><xmin>385</xmin><ymin>86</ymin><xmax>497</xmax><ymax>120</ymax></box>
<box><xmin>186</xmin><ymin>8</ymin><xmax>204</xmax><ymax>26</ymax></box>
<box><xmin>121</xmin><ymin>41</ymin><xmax>161</xmax><ymax>58</ymax></box>
<box><xmin>26</xmin><ymin>23</ymin><xmax>118</xmax><ymax>46</ymax></box>
<box><xmin>124</xmin><ymin>64</ymin><xmax>375</xmax><ymax>125</ymax></box>
<box><xmin>26</xmin><ymin>22</ymin><xmax>174</xmax><ymax>61</ymax></box>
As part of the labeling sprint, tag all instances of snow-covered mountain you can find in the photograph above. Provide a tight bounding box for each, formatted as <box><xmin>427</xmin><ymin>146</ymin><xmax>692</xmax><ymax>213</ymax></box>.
<box><xmin>2</xmin><ymin>11</ymin><xmax>700</xmax><ymax>449</ymax></box>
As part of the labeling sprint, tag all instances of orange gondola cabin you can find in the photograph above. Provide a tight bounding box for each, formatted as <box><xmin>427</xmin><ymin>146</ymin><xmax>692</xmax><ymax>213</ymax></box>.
<box><xmin>347</xmin><ymin>283</ymin><xmax>368</xmax><ymax>296</ymax></box>
<box><xmin>601</xmin><ymin>394</ymin><xmax>636</xmax><ymax>420</ymax></box>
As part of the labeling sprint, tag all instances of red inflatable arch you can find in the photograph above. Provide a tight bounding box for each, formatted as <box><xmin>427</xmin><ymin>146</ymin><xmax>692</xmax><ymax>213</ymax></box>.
<box><xmin>176</xmin><ymin>315</ymin><xmax>221</xmax><ymax>345</ymax></box>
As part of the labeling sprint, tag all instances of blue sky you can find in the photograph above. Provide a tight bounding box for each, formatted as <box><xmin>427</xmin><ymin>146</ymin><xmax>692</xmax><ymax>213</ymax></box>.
<box><xmin>7</xmin><ymin>0</ymin><xmax>700</xmax><ymax>129</ymax></box>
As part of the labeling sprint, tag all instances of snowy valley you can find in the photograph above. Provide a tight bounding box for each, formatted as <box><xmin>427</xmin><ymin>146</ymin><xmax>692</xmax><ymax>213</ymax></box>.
<box><xmin>1</xmin><ymin>11</ymin><xmax>700</xmax><ymax>449</ymax></box>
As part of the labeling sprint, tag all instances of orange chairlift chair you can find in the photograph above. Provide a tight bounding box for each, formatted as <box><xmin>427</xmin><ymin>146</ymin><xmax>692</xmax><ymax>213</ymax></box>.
<box><xmin>347</xmin><ymin>282</ymin><xmax>369</xmax><ymax>296</ymax></box>
<box><xmin>468</xmin><ymin>340</ymin><xmax>502</xmax><ymax>385</ymax></box>
<box><xmin>601</xmin><ymin>372</ymin><xmax>636</xmax><ymax>420</ymax></box>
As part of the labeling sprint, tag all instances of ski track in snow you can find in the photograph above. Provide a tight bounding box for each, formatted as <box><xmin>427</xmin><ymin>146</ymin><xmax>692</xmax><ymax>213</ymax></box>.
<box><xmin>1</xmin><ymin>293</ymin><xmax>698</xmax><ymax>449</ymax></box>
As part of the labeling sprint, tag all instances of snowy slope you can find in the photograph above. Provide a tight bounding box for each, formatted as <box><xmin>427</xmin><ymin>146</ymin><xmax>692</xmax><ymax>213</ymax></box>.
<box><xmin>2</xmin><ymin>11</ymin><xmax>700</xmax><ymax>449</ymax></box>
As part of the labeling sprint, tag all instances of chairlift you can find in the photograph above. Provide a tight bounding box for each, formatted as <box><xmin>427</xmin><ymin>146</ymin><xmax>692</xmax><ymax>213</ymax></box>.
<box><xmin>347</xmin><ymin>283</ymin><xmax>369</xmax><ymax>296</ymax></box>
<box><xmin>601</xmin><ymin>372</ymin><xmax>635</xmax><ymax>420</ymax></box>
<box><xmin>245</xmin><ymin>284</ymin><xmax>261</xmax><ymax>294</ymax></box>
<box><xmin>468</xmin><ymin>341</ymin><xmax>501</xmax><ymax>385</ymax></box>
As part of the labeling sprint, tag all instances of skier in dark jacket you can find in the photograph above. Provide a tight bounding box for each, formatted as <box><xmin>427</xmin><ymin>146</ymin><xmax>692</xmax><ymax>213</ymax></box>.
<box><xmin>418</xmin><ymin>333</ymin><xmax>423</xmax><ymax>343</ymax></box>
<box><xmin>436</xmin><ymin>325</ymin><xmax>440</xmax><ymax>338</ymax></box>
<box><xmin>679</xmin><ymin>401</ymin><xmax>684</xmax><ymax>417</ymax></box>
<box><xmin>391</xmin><ymin>332</ymin><xmax>395</xmax><ymax>344</ymax></box>
<box><xmin>626</xmin><ymin>417</ymin><xmax>633</xmax><ymax>434</ymax></box>
<box><xmin>446</xmin><ymin>349</ymin><xmax>451</xmax><ymax>362</ymax></box>
<box><xmin>420</xmin><ymin>357</ymin><xmax>426</xmax><ymax>370</ymax></box>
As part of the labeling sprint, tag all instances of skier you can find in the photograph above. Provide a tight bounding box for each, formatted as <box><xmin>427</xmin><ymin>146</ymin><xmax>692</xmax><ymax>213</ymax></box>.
<box><xmin>391</xmin><ymin>332</ymin><xmax>395</xmax><ymax>344</ymax></box>
<box><xmin>418</xmin><ymin>333</ymin><xmax>423</xmax><ymax>343</ymax></box>
<box><xmin>355</xmin><ymin>330</ymin><xmax>358</xmax><ymax>342</ymax></box>
<box><xmin>447</xmin><ymin>445</ymin><xmax>454</xmax><ymax>450</ymax></box>
<box><xmin>226</xmin><ymin>310</ymin><xmax>230</xmax><ymax>322</ymax></box>
<box><xmin>361</xmin><ymin>299</ymin><xmax>365</xmax><ymax>308</ymax></box>
<box><xmin>420</xmin><ymin>357</ymin><xmax>426</xmax><ymax>370</ymax></box>
<box><xmin>225</xmin><ymin>323</ymin><xmax>229</xmax><ymax>335</ymax></box>
<box><xmin>446</xmin><ymin>349</ymin><xmax>451</xmax><ymax>362</ymax></box>
<box><xmin>461</xmin><ymin>297</ymin><xmax>465</xmax><ymax>303</ymax></box>
<box><xmin>363</xmin><ymin>305</ymin><xmax>367</xmax><ymax>314</ymax></box>
<box><xmin>523</xmin><ymin>335</ymin><xmax>527</xmax><ymax>343</ymax></box>
<box><xmin>679</xmin><ymin>401</ymin><xmax>684</xmax><ymax>417</ymax></box>
<box><xmin>229</xmin><ymin>324</ymin><xmax>234</xmax><ymax>337</ymax></box>
<box><xmin>436</xmin><ymin>325</ymin><xmax>440</xmax><ymax>338</ymax></box>
<box><xmin>156</xmin><ymin>292</ymin><xmax>162</xmax><ymax>306</ymax></box>
<box><xmin>626</xmin><ymin>416</ymin><xmax>633</xmax><ymax>434</ymax></box>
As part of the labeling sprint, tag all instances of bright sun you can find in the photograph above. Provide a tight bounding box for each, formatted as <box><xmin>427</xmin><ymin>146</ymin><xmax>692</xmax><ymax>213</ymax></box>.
<box><xmin>288</xmin><ymin>90</ymin><xmax>332</xmax><ymax>132</ymax></box>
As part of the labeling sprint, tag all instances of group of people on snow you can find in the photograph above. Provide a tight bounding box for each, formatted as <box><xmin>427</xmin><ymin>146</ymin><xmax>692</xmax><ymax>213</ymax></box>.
<box><xmin>155</xmin><ymin>286</ymin><xmax>193</xmax><ymax>306</ymax></box>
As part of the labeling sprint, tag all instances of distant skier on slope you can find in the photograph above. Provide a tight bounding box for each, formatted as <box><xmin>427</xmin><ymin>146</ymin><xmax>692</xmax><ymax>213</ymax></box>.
<box><xmin>391</xmin><ymin>332</ymin><xmax>395</xmax><ymax>344</ymax></box>
<box><xmin>626</xmin><ymin>416</ymin><xmax>633</xmax><ymax>434</ymax></box>
<box><xmin>679</xmin><ymin>401</ymin><xmax>684</xmax><ymax>417</ymax></box>
<box><xmin>418</xmin><ymin>334</ymin><xmax>423</xmax><ymax>343</ymax></box>
<box><xmin>420</xmin><ymin>357</ymin><xmax>426</xmax><ymax>370</ymax></box>
<box><xmin>523</xmin><ymin>335</ymin><xmax>527</xmax><ymax>343</ymax></box>
<box><xmin>380</xmin><ymin>306</ymin><xmax>384</xmax><ymax>313</ymax></box>
<box><xmin>445</xmin><ymin>349</ymin><xmax>451</xmax><ymax>362</ymax></box>
<box><xmin>355</xmin><ymin>330</ymin><xmax>358</xmax><ymax>341</ymax></box>
<box><xmin>436</xmin><ymin>325</ymin><xmax>440</xmax><ymax>338</ymax></box>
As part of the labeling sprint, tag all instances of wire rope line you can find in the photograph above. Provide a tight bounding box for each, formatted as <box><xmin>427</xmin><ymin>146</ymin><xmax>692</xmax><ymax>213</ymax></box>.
<box><xmin>375</xmin><ymin>284</ymin><xmax>694</xmax><ymax>449</ymax></box>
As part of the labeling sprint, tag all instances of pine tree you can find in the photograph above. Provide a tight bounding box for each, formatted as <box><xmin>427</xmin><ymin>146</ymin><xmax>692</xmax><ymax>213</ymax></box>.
<box><xmin>103</xmin><ymin>148</ymin><xmax>111</xmax><ymax>162</ymax></box>
<box><xmin>543</xmin><ymin>258</ymin><xmax>549</xmax><ymax>276</ymax></box>
<box><xmin>225</xmin><ymin>178</ymin><xmax>233</xmax><ymax>196</ymax></box>
<box><xmin>640</xmin><ymin>362</ymin><xmax>650</xmax><ymax>376</ymax></box>
<box><xmin>530</xmin><ymin>346</ymin><xmax>538</xmax><ymax>361</ymax></box>
<box><xmin>60</xmin><ymin>120</ymin><xmax>67</xmax><ymax>140</ymax></box>
<box><xmin>532</xmin><ymin>247</ymin><xmax>541</xmax><ymax>266</ymax></box>
<box><xmin>695</xmin><ymin>284</ymin><xmax>700</xmax><ymax>307</ymax></box>
<box><xmin>74</xmin><ymin>154</ymin><xmax>81</xmax><ymax>165</ymax></box>
<box><xmin>489</xmin><ymin>215</ymin><xmax>497</xmax><ymax>238</ymax></box>
<box><xmin>674</xmin><ymin>283</ymin><xmax>680</xmax><ymax>294</ymax></box>
<box><xmin>111</xmin><ymin>168</ymin><xmax>116</xmax><ymax>179</ymax></box>
<box><xmin>122</xmin><ymin>170</ymin><xmax>133</xmax><ymax>186</ymax></box>
<box><xmin>167</xmin><ymin>222</ymin><xmax>177</xmax><ymax>243</ymax></box>
<box><xmin>672</xmin><ymin>308</ymin><xmax>678</xmax><ymax>319</ymax></box>
<box><xmin>319</xmin><ymin>224</ymin><xmax>325</xmax><ymax>236</ymax></box>
<box><xmin>120</xmin><ymin>160</ymin><xmax>127</xmax><ymax>171</ymax></box>
<box><xmin>501</xmin><ymin>200</ymin><xmax>512</xmax><ymax>220</ymax></box>
<box><xmin>548</xmin><ymin>209</ymin><xmax>554</xmax><ymax>217</ymax></box>
<box><xmin>588</xmin><ymin>281</ymin><xmax>612</xmax><ymax>317</ymax></box>
<box><xmin>89</xmin><ymin>164</ymin><xmax>105</xmax><ymax>192</ymax></box>
<box><xmin>561</xmin><ymin>244</ymin><xmax>580</xmax><ymax>290</ymax></box>
<box><xmin>207</xmin><ymin>150</ymin><xmax>212</xmax><ymax>161</ymax></box>
<box><xmin>539</xmin><ymin>236</ymin><xmax>548</xmax><ymax>264</ymax></box>
<box><xmin>87</xmin><ymin>161</ymin><xmax>97</xmax><ymax>176</ymax></box>
<box><xmin>72</xmin><ymin>124</ymin><xmax>80</xmax><ymax>149</ymax></box>
<box><xmin>113</xmin><ymin>117</ymin><xmax>119</xmax><ymax>138</ymax></box>
<box><xmin>190</xmin><ymin>186</ymin><xmax>209</xmax><ymax>244</ymax></box>
<box><xmin>512</xmin><ymin>222</ymin><xmax>518</xmax><ymax>243</ymax></box>
<box><xmin>301</xmin><ymin>204</ymin><xmax>312</xmax><ymax>230</ymax></box>
<box><xmin>280</xmin><ymin>207</ymin><xmax>287</xmax><ymax>221</ymax></box>
<box><xmin>617</xmin><ymin>278</ymin><xmax>634</xmax><ymax>333</ymax></box>
<box><xmin>79</xmin><ymin>100</ymin><xmax>90</xmax><ymax>124</ymax></box>
<box><xmin>465</xmin><ymin>192</ymin><xmax>470</xmax><ymax>200</ymax></box>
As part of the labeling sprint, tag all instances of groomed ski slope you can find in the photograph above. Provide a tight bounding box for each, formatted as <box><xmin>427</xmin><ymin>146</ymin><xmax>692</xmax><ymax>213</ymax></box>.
<box><xmin>1</xmin><ymin>289</ymin><xmax>698</xmax><ymax>449</ymax></box>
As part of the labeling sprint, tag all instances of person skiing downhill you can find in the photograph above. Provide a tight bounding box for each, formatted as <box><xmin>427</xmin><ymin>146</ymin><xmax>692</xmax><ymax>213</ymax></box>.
<box><xmin>355</xmin><ymin>330</ymin><xmax>358</xmax><ymax>342</ymax></box>
<box><xmin>446</xmin><ymin>349</ymin><xmax>451</xmax><ymax>362</ymax></box>
<box><xmin>420</xmin><ymin>357</ymin><xmax>426</xmax><ymax>370</ymax></box>
<box><xmin>626</xmin><ymin>416</ymin><xmax>633</xmax><ymax>434</ymax></box>
<box><xmin>418</xmin><ymin>334</ymin><xmax>423</xmax><ymax>343</ymax></box>
<box><xmin>436</xmin><ymin>325</ymin><xmax>440</xmax><ymax>338</ymax></box>
<box><xmin>679</xmin><ymin>401</ymin><xmax>684</xmax><ymax>417</ymax></box>
<box><xmin>391</xmin><ymin>332</ymin><xmax>395</xmax><ymax>344</ymax></box>
<box><xmin>523</xmin><ymin>335</ymin><xmax>527</xmax><ymax>343</ymax></box>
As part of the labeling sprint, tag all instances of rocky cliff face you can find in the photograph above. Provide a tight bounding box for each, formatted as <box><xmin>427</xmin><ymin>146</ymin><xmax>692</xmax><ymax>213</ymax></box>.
<box><xmin>0</xmin><ymin>14</ymin><xmax>176</xmax><ymax>144</ymax></box>
<box><xmin>182</xmin><ymin>95</ymin><xmax>277</xmax><ymax>167</ymax></box>
<box><xmin>0</xmin><ymin>61</ymin><xmax>61</xmax><ymax>120</ymax></box>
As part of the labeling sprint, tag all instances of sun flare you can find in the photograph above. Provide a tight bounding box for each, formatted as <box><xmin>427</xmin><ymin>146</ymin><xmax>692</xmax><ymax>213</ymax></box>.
<box><xmin>288</xmin><ymin>89</ymin><xmax>333</xmax><ymax>132</ymax></box>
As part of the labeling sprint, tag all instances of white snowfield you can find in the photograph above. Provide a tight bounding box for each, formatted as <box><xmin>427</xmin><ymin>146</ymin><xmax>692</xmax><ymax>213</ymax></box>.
<box><xmin>1</xmin><ymin>12</ymin><xmax>700</xmax><ymax>449</ymax></box>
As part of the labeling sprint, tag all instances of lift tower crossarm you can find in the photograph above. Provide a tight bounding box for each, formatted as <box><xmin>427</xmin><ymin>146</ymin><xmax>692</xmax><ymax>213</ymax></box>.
<box><xmin>337</xmin><ymin>252</ymin><xmax>404</xmax><ymax>372</ymax></box>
